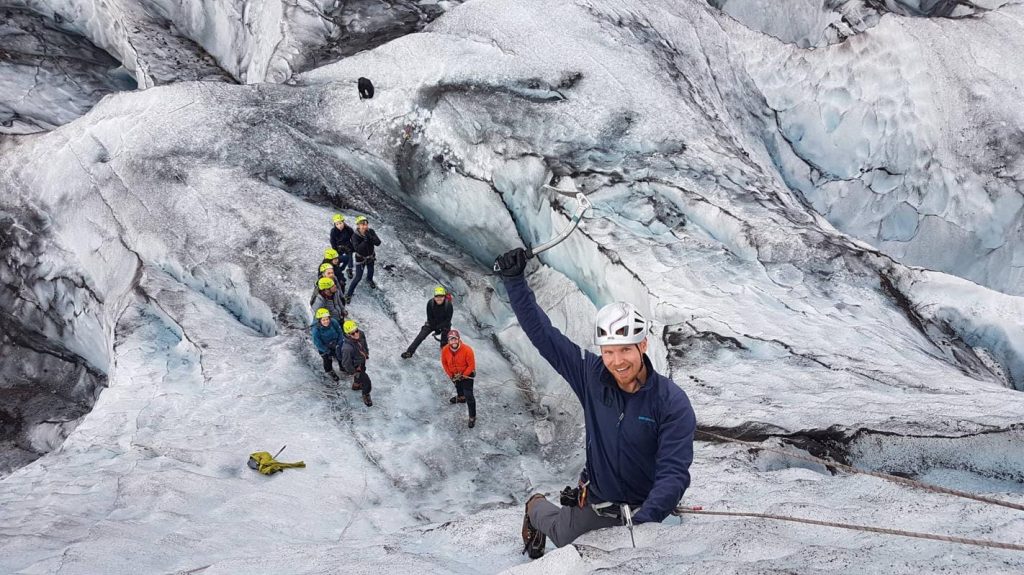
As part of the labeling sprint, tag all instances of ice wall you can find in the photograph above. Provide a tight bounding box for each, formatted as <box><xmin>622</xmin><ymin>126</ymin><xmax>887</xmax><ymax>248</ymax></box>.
<box><xmin>737</xmin><ymin>2</ymin><xmax>1024</xmax><ymax>296</ymax></box>
<box><xmin>0</xmin><ymin>7</ymin><xmax>136</xmax><ymax>135</ymax></box>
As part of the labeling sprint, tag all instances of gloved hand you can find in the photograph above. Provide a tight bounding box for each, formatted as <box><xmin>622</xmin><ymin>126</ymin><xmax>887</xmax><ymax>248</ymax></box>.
<box><xmin>494</xmin><ymin>248</ymin><xmax>528</xmax><ymax>277</ymax></box>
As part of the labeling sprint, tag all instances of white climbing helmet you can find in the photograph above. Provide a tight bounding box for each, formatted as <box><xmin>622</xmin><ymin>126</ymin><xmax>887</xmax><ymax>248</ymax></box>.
<box><xmin>595</xmin><ymin>302</ymin><xmax>649</xmax><ymax>346</ymax></box>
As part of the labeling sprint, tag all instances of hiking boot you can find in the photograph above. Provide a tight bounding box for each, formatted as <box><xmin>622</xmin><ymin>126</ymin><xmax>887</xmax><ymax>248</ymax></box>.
<box><xmin>468</xmin><ymin>417</ymin><xmax>476</xmax><ymax>429</ymax></box>
<box><xmin>522</xmin><ymin>494</ymin><xmax>547</xmax><ymax>559</ymax></box>
<box><xmin>327</xmin><ymin>371</ymin><xmax>340</xmax><ymax>382</ymax></box>
<box><xmin>346</xmin><ymin>268</ymin><xmax>354</xmax><ymax>279</ymax></box>
<box><xmin>368</xmin><ymin>280</ymin><xmax>378</xmax><ymax>289</ymax></box>
<box><xmin>352</xmin><ymin>381</ymin><xmax>362</xmax><ymax>391</ymax></box>
<box><xmin>363</xmin><ymin>394</ymin><xmax>373</xmax><ymax>407</ymax></box>
<box><xmin>449</xmin><ymin>396</ymin><xmax>466</xmax><ymax>404</ymax></box>
<box><xmin>401</xmin><ymin>351</ymin><xmax>412</xmax><ymax>359</ymax></box>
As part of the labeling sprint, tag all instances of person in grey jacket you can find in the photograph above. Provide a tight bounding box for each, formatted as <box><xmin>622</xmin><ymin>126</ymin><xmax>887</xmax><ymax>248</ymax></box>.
<box><xmin>311</xmin><ymin>277</ymin><xmax>347</xmax><ymax>320</ymax></box>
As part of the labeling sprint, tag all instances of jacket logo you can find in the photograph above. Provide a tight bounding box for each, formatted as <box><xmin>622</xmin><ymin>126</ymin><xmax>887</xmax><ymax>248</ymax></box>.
<box><xmin>638</xmin><ymin>416</ymin><xmax>656</xmax><ymax>426</ymax></box>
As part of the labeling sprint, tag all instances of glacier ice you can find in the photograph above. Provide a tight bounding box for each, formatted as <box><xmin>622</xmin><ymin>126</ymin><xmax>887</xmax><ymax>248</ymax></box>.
<box><xmin>1</xmin><ymin>0</ymin><xmax>1024</xmax><ymax>573</ymax></box>
<box><xmin>0</xmin><ymin>7</ymin><xmax>136</xmax><ymax>135</ymax></box>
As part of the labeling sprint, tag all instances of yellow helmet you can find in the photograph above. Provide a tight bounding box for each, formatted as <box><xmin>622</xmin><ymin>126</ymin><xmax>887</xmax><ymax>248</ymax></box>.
<box><xmin>314</xmin><ymin>308</ymin><xmax>330</xmax><ymax>319</ymax></box>
<box><xmin>324</xmin><ymin>248</ymin><xmax>339</xmax><ymax>260</ymax></box>
<box><xmin>434</xmin><ymin>286</ymin><xmax>447</xmax><ymax>296</ymax></box>
<box><xmin>319</xmin><ymin>263</ymin><xmax>333</xmax><ymax>274</ymax></box>
<box><xmin>317</xmin><ymin>277</ymin><xmax>335</xmax><ymax>290</ymax></box>
<box><xmin>332</xmin><ymin>214</ymin><xmax>345</xmax><ymax>223</ymax></box>
<box><xmin>343</xmin><ymin>320</ymin><xmax>359</xmax><ymax>334</ymax></box>
<box><xmin>354</xmin><ymin>215</ymin><xmax>368</xmax><ymax>224</ymax></box>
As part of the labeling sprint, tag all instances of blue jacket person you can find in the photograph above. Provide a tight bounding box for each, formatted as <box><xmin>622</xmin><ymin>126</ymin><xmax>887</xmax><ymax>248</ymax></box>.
<box><xmin>494</xmin><ymin>248</ymin><xmax>695</xmax><ymax>558</ymax></box>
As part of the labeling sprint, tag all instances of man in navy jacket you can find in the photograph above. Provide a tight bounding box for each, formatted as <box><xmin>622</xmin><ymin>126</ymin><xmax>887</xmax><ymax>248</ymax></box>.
<box><xmin>494</xmin><ymin>248</ymin><xmax>695</xmax><ymax>558</ymax></box>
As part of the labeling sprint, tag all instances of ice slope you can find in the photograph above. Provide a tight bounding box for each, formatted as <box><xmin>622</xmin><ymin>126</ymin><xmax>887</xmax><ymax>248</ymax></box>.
<box><xmin>727</xmin><ymin>0</ymin><xmax>1024</xmax><ymax>296</ymax></box>
<box><xmin>3</xmin><ymin>0</ymin><xmax>462</xmax><ymax>88</ymax></box>
<box><xmin>709</xmin><ymin>0</ymin><xmax>1014</xmax><ymax>48</ymax></box>
<box><xmin>0</xmin><ymin>7</ymin><xmax>137</xmax><ymax>135</ymax></box>
<box><xmin>0</xmin><ymin>0</ymin><xmax>463</xmax><ymax>135</ymax></box>
<box><xmin>1</xmin><ymin>0</ymin><xmax>1023</xmax><ymax>573</ymax></box>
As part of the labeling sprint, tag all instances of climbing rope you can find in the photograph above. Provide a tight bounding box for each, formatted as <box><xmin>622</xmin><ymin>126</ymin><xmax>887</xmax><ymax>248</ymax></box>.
<box><xmin>673</xmin><ymin>507</ymin><xmax>1024</xmax><ymax>552</ymax></box>
<box><xmin>696</xmin><ymin>430</ymin><xmax>1024</xmax><ymax>513</ymax></box>
<box><xmin>451</xmin><ymin>376</ymin><xmax>578</xmax><ymax>404</ymax></box>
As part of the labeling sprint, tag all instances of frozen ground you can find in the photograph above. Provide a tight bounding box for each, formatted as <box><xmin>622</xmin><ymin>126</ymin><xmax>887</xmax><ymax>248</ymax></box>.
<box><xmin>0</xmin><ymin>0</ymin><xmax>464</xmax><ymax>133</ymax></box>
<box><xmin>1</xmin><ymin>0</ymin><xmax>1023</xmax><ymax>573</ymax></box>
<box><xmin>0</xmin><ymin>7</ymin><xmax>137</xmax><ymax>135</ymax></box>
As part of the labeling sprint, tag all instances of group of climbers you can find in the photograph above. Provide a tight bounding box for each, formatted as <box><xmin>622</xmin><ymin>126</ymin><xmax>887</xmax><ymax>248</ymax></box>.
<box><xmin>310</xmin><ymin>214</ymin><xmax>383</xmax><ymax>406</ymax></box>
<box><xmin>308</xmin><ymin>214</ymin><xmax>475</xmax><ymax>425</ymax></box>
<box><xmin>308</xmin><ymin>209</ymin><xmax>697</xmax><ymax>557</ymax></box>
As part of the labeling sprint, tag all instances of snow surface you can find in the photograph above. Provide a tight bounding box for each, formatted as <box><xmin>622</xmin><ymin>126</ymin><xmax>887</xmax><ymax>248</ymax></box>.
<box><xmin>731</xmin><ymin>0</ymin><xmax>1024</xmax><ymax>296</ymax></box>
<box><xmin>0</xmin><ymin>7</ymin><xmax>137</xmax><ymax>135</ymax></box>
<box><xmin>1</xmin><ymin>0</ymin><xmax>1024</xmax><ymax>573</ymax></box>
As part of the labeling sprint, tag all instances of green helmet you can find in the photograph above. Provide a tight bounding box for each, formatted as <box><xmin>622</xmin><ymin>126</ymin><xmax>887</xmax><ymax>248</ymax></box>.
<box><xmin>332</xmin><ymin>214</ymin><xmax>345</xmax><ymax>224</ymax></box>
<box><xmin>343</xmin><ymin>319</ymin><xmax>359</xmax><ymax>334</ymax></box>
<box><xmin>434</xmin><ymin>286</ymin><xmax>447</xmax><ymax>296</ymax></box>
<box><xmin>315</xmin><ymin>308</ymin><xmax>331</xmax><ymax>319</ymax></box>
<box><xmin>319</xmin><ymin>263</ymin><xmax>333</xmax><ymax>274</ymax></box>
<box><xmin>354</xmin><ymin>215</ymin><xmax>368</xmax><ymax>224</ymax></box>
<box><xmin>317</xmin><ymin>277</ymin><xmax>335</xmax><ymax>290</ymax></box>
<box><xmin>324</xmin><ymin>248</ymin><xmax>339</xmax><ymax>260</ymax></box>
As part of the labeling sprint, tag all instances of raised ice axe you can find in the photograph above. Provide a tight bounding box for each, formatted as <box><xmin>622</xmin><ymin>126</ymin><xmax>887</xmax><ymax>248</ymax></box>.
<box><xmin>492</xmin><ymin>177</ymin><xmax>593</xmax><ymax>272</ymax></box>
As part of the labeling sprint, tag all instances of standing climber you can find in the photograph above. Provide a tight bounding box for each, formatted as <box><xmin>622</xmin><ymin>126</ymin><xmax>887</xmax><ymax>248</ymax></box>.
<box><xmin>310</xmin><ymin>308</ymin><xmax>343</xmax><ymax>382</ymax></box>
<box><xmin>339</xmin><ymin>319</ymin><xmax>373</xmax><ymax>407</ymax></box>
<box><xmin>330</xmin><ymin>214</ymin><xmax>355</xmax><ymax>279</ymax></box>
<box><xmin>493</xmin><ymin>248</ymin><xmax>696</xmax><ymax>559</ymax></box>
<box><xmin>321</xmin><ymin>247</ymin><xmax>347</xmax><ymax>289</ymax></box>
<box><xmin>310</xmin><ymin>263</ymin><xmax>341</xmax><ymax>307</ymax></box>
<box><xmin>401</xmin><ymin>286</ymin><xmax>454</xmax><ymax>359</ymax></box>
<box><xmin>311</xmin><ymin>277</ymin><xmax>347</xmax><ymax>320</ymax></box>
<box><xmin>440</xmin><ymin>329</ymin><xmax>477</xmax><ymax>428</ymax></box>
<box><xmin>346</xmin><ymin>215</ymin><xmax>381</xmax><ymax>302</ymax></box>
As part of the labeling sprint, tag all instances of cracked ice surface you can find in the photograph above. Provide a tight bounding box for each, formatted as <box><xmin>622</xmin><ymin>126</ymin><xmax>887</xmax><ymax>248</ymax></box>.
<box><xmin>738</xmin><ymin>1</ymin><xmax>1024</xmax><ymax>296</ymax></box>
<box><xmin>4</xmin><ymin>0</ymin><xmax>463</xmax><ymax>88</ymax></box>
<box><xmin>708</xmin><ymin>0</ymin><xmax>1015</xmax><ymax>48</ymax></box>
<box><xmin>1</xmin><ymin>0</ymin><xmax>1023</xmax><ymax>573</ymax></box>
<box><xmin>1</xmin><ymin>0</ymin><xmax>463</xmax><ymax>133</ymax></box>
<box><xmin>0</xmin><ymin>7</ymin><xmax>137</xmax><ymax>135</ymax></box>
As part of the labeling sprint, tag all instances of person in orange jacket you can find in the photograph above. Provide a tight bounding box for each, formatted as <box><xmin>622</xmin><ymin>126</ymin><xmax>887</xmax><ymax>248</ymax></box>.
<box><xmin>441</xmin><ymin>329</ymin><xmax>476</xmax><ymax>428</ymax></box>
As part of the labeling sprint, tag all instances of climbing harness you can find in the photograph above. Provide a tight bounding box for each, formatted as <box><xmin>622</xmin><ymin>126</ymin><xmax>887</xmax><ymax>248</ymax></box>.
<box><xmin>492</xmin><ymin>177</ymin><xmax>592</xmax><ymax>272</ymax></box>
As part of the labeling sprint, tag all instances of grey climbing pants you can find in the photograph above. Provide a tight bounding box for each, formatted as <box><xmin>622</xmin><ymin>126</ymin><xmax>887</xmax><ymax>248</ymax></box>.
<box><xmin>528</xmin><ymin>497</ymin><xmax>624</xmax><ymax>548</ymax></box>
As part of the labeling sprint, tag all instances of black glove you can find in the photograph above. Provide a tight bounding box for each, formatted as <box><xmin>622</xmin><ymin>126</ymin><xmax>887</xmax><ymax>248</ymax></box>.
<box><xmin>494</xmin><ymin>248</ymin><xmax>528</xmax><ymax>277</ymax></box>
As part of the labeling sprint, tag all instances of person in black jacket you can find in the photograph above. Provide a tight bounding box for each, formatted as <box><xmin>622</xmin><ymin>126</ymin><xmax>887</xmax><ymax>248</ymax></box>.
<box><xmin>345</xmin><ymin>215</ymin><xmax>381</xmax><ymax>302</ymax></box>
<box><xmin>401</xmin><ymin>286</ymin><xmax>454</xmax><ymax>359</ymax></box>
<box><xmin>321</xmin><ymin>248</ymin><xmax>347</xmax><ymax>294</ymax></box>
<box><xmin>339</xmin><ymin>319</ymin><xmax>373</xmax><ymax>406</ymax></box>
<box><xmin>330</xmin><ymin>214</ymin><xmax>355</xmax><ymax>279</ymax></box>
